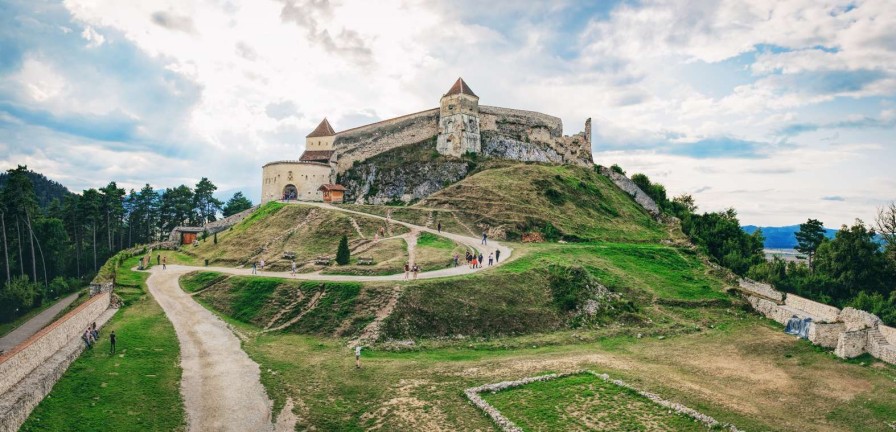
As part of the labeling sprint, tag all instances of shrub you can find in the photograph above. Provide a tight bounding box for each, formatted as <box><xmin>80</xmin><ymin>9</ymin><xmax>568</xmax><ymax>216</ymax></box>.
<box><xmin>0</xmin><ymin>276</ymin><xmax>40</xmax><ymax>322</ymax></box>
<box><xmin>610</xmin><ymin>164</ymin><xmax>625</xmax><ymax>175</ymax></box>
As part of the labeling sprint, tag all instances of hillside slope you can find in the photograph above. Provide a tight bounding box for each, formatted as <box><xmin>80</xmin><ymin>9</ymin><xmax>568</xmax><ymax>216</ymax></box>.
<box><xmin>419</xmin><ymin>164</ymin><xmax>669</xmax><ymax>242</ymax></box>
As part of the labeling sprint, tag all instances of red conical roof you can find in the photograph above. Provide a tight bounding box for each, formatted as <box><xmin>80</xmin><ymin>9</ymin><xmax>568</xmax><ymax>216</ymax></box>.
<box><xmin>444</xmin><ymin>77</ymin><xmax>477</xmax><ymax>97</ymax></box>
<box><xmin>306</xmin><ymin>118</ymin><xmax>336</xmax><ymax>138</ymax></box>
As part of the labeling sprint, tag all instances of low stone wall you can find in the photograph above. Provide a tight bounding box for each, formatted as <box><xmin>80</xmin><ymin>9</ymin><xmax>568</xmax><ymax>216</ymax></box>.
<box><xmin>738</xmin><ymin>279</ymin><xmax>784</xmax><ymax>302</ymax></box>
<box><xmin>597</xmin><ymin>167</ymin><xmax>660</xmax><ymax>217</ymax></box>
<box><xmin>835</xmin><ymin>330</ymin><xmax>868</xmax><ymax>359</ymax></box>
<box><xmin>0</xmin><ymin>292</ymin><xmax>111</xmax><ymax>396</ymax></box>
<box><xmin>879</xmin><ymin>325</ymin><xmax>896</xmax><ymax>346</ymax></box>
<box><xmin>808</xmin><ymin>322</ymin><xmax>844</xmax><ymax>348</ymax></box>
<box><xmin>784</xmin><ymin>294</ymin><xmax>840</xmax><ymax>323</ymax></box>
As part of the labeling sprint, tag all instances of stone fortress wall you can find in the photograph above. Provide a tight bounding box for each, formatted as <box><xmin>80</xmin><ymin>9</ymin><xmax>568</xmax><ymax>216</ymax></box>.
<box><xmin>737</xmin><ymin>279</ymin><xmax>896</xmax><ymax>365</ymax></box>
<box><xmin>261</xmin><ymin>161</ymin><xmax>334</xmax><ymax>202</ymax></box>
<box><xmin>0</xmin><ymin>285</ymin><xmax>117</xmax><ymax>432</ymax></box>
<box><xmin>333</xmin><ymin>108</ymin><xmax>440</xmax><ymax>173</ymax></box>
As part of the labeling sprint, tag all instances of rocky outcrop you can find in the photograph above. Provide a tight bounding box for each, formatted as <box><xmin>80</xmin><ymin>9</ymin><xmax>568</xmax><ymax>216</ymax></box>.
<box><xmin>597</xmin><ymin>167</ymin><xmax>661</xmax><ymax>217</ymax></box>
<box><xmin>338</xmin><ymin>139</ymin><xmax>472</xmax><ymax>204</ymax></box>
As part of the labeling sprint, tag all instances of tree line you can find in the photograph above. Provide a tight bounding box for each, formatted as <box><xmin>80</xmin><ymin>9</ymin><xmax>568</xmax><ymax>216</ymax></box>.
<box><xmin>628</xmin><ymin>170</ymin><xmax>896</xmax><ymax>325</ymax></box>
<box><xmin>0</xmin><ymin>166</ymin><xmax>254</xmax><ymax>323</ymax></box>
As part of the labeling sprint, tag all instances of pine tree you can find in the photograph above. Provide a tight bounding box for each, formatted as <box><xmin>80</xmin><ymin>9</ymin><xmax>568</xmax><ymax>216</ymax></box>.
<box><xmin>795</xmin><ymin>218</ymin><xmax>826</xmax><ymax>271</ymax></box>
<box><xmin>336</xmin><ymin>235</ymin><xmax>350</xmax><ymax>265</ymax></box>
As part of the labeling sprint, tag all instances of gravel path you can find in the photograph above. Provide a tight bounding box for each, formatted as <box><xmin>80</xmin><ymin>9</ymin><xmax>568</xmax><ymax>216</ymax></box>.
<box><xmin>0</xmin><ymin>293</ymin><xmax>79</xmax><ymax>353</ymax></box>
<box><xmin>147</xmin><ymin>267</ymin><xmax>275</xmax><ymax>432</ymax></box>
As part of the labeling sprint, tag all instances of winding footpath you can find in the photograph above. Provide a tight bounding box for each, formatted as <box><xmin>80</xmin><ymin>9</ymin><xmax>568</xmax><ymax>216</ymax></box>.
<box><xmin>0</xmin><ymin>293</ymin><xmax>79</xmax><ymax>354</ymax></box>
<box><xmin>144</xmin><ymin>202</ymin><xmax>513</xmax><ymax>431</ymax></box>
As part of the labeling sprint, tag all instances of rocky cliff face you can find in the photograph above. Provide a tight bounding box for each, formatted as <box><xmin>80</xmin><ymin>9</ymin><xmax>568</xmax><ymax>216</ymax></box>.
<box><xmin>337</xmin><ymin>139</ymin><xmax>474</xmax><ymax>204</ymax></box>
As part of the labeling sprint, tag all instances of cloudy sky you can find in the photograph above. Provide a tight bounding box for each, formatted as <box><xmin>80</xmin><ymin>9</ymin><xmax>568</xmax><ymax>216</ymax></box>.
<box><xmin>1</xmin><ymin>0</ymin><xmax>894</xmax><ymax>227</ymax></box>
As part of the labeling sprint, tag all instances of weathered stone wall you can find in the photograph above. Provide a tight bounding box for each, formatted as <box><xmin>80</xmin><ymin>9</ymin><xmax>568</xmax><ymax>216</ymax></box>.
<box><xmin>808</xmin><ymin>322</ymin><xmax>844</xmax><ymax>348</ymax></box>
<box><xmin>333</xmin><ymin>109</ymin><xmax>440</xmax><ymax>173</ymax></box>
<box><xmin>738</xmin><ymin>279</ymin><xmax>784</xmax><ymax>302</ymax></box>
<box><xmin>834</xmin><ymin>330</ymin><xmax>868</xmax><ymax>358</ymax></box>
<box><xmin>784</xmin><ymin>294</ymin><xmax>841</xmax><ymax>323</ymax></box>
<box><xmin>597</xmin><ymin>167</ymin><xmax>661</xmax><ymax>217</ymax></box>
<box><xmin>838</xmin><ymin>307</ymin><xmax>882</xmax><ymax>331</ymax></box>
<box><xmin>340</xmin><ymin>159</ymin><xmax>470</xmax><ymax>205</ymax></box>
<box><xmin>879</xmin><ymin>324</ymin><xmax>896</xmax><ymax>346</ymax></box>
<box><xmin>479</xmin><ymin>106</ymin><xmax>592</xmax><ymax>167</ymax></box>
<box><xmin>747</xmin><ymin>296</ymin><xmax>791</xmax><ymax>325</ymax></box>
<box><xmin>0</xmin><ymin>292</ymin><xmax>110</xmax><ymax>396</ymax></box>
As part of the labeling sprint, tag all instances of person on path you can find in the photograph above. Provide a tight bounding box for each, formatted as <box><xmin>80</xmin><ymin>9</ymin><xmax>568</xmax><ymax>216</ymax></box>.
<box><xmin>496</xmin><ymin>249</ymin><xmax>501</xmax><ymax>262</ymax></box>
<box><xmin>162</xmin><ymin>256</ymin><xmax>167</xmax><ymax>270</ymax></box>
<box><xmin>109</xmin><ymin>330</ymin><xmax>116</xmax><ymax>354</ymax></box>
<box><xmin>291</xmin><ymin>260</ymin><xmax>297</xmax><ymax>276</ymax></box>
<box><xmin>437</xmin><ymin>222</ymin><xmax>441</xmax><ymax>233</ymax></box>
<box><xmin>465</xmin><ymin>251</ymin><xmax>472</xmax><ymax>268</ymax></box>
<box><xmin>157</xmin><ymin>254</ymin><xmax>160</xmax><ymax>265</ymax></box>
<box><xmin>488</xmin><ymin>253</ymin><xmax>494</xmax><ymax>266</ymax></box>
<box><xmin>355</xmin><ymin>345</ymin><xmax>362</xmax><ymax>369</ymax></box>
<box><xmin>482</xmin><ymin>231</ymin><xmax>487</xmax><ymax>245</ymax></box>
<box><xmin>251</xmin><ymin>262</ymin><xmax>257</xmax><ymax>275</ymax></box>
<box><xmin>404</xmin><ymin>262</ymin><xmax>410</xmax><ymax>280</ymax></box>
<box><xmin>453</xmin><ymin>254</ymin><xmax>459</xmax><ymax>267</ymax></box>
<box><xmin>471</xmin><ymin>256</ymin><xmax>478</xmax><ymax>269</ymax></box>
<box><xmin>412</xmin><ymin>264</ymin><xmax>419</xmax><ymax>280</ymax></box>
<box><xmin>259</xmin><ymin>259</ymin><xmax>265</xmax><ymax>270</ymax></box>
<box><xmin>478</xmin><ymin>253</ymin><xmax>484</xmax><ymax>268</ymax></box>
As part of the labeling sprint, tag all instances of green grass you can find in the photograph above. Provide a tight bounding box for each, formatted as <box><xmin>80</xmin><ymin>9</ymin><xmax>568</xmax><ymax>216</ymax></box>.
<box><xmin>179</xmin><ymin>271</ymin><xmax>227</xmax><ymax>293</ymax></box>
<box><xmin>480</xmin><ymin>373</ymin><xmax>703</xmax><ymax>431</ymax></box>
<box><xmin>22</xmin><ymin>257</ymin><xmax>185</xmax><ymax>432</ymax></box>
<box><xmin>416</xmin><ymin>232</ymin><xmax>454</xmax><ymax>249</ymax></box>
<box><xmin>421</xmin><ymin>164</ymin><xmax>671</xmax><ymax>242</ymax></box>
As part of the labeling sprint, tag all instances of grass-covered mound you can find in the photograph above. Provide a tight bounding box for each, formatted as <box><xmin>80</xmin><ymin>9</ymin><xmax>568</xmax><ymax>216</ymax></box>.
<box><xmin>185</xmin><ymin>202</ymin><xmax>409</xmax><ymax>270</ymax></box>
<box><xmin>419</xmin><ymin>164</ymin><xmax>669</xmax><ymax>242</ymax></box>
<box><xmin>184</xmin><ymin>272</ymin><xmax>391</xmax><ymax>337</ymax></box>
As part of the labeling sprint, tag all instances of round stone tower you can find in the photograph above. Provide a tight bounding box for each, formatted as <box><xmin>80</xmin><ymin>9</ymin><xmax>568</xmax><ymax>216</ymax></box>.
<box><xmin>436</xmin><ymin>77</ymin><xmax>481</xmax><ymax>157</ymax></box>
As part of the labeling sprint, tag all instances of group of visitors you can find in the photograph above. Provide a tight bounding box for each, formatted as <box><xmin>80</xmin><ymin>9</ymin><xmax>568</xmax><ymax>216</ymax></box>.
<box><xmin>252</xmin><ymin>259</ymin><xmax>265</xmax><ymax>275</ymax></box>
<box><xmin>403</xmin><ymin>262</ymin><xmax>420</xmax><ymax>280</ymax></box>
<box><xmin>81</xmin><ymin>322</ymin><xmax>116</xmax><ymax>354</ymax></box>
<box><xmin>463</xmin><ymin>248</ymin><xmax>500</xmax><ymax>269</ymax></box>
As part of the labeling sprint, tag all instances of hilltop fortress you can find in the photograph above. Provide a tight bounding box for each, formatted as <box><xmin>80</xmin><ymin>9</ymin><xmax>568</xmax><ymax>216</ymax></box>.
<box><xmin>261</xmin><ymin>78</ymin><xmax>593</xmax><ymax>203</ymax></box>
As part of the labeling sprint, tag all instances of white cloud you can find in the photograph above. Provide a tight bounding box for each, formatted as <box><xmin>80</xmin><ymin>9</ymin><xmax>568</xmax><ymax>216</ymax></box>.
<box><xmin>80</xmin><ymin>25</ymin><xmax>105</xmax><ymax>47</ymax></box>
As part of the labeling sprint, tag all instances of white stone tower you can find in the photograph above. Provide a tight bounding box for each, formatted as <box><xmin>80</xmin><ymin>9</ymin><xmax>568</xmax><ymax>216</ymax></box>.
<box><xmin>436</xmin><ymin>78</ymin><xmax>480</xmax><ymax>157</ymax></box>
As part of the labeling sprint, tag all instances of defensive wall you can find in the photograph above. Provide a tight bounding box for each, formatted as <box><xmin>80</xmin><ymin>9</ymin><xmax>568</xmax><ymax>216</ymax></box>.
<box><xmin>333</xmin><ymin>108</ymin><xmax>440</xmax><ymax>173</ymax></box>
<box><xmin>0</xmin><ymin>283</ymin><xmax>116</xmax><ymax>432</ymax></box>
<box><xmin>736</xmin><ymin>278</ymin><xmax>896</xmax><ymax>365</ymax></box>
<box><xmin>330</xmin><ymin>105</ymin><xmax>593</xmax><ymax>174</ymax></box>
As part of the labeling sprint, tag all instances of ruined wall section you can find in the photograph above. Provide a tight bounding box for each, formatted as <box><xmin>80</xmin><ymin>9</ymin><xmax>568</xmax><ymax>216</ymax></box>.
<box><xmin>479</xmin><ymin>106</ymin><xmax>592</xmax><ymax>167</ymax></box>
<box><xmin>333</xmin><ymin>109</ymin><xmax>440</xmax><ymax>173</ymax></box>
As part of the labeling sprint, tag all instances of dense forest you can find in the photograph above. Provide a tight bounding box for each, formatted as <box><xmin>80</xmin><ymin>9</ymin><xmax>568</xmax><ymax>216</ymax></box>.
<box><xmin>625</xmin><ymin>165</ymin><xmax>896</xmax><ymax>325</ymax></box>
<box><xmin>0</xmin><ymin>166</ymin><xmax>253</xmax><ymax>323</ymax></box>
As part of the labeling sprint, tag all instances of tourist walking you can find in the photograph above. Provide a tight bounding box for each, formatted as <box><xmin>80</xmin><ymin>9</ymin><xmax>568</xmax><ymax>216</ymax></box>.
<box><xmin>161</xmin><ymin>256</ymin><xmax>167</xmax><ymax>270</ymax></box>
<box><xmin>471</xmin><ymin>256</ymin><xmax>478</xmax><ymax>269</ymax></box>
<box><xmin>109</xmin><ymin>330</ymin><xmax>116</xmax><ymax>354</ymax></box>
<box><xmin>495</xmin><ymin>249</ymin><xmax>501</xmax><ymax>262</ymax></box>
<box><xmin>291</xmin><ymin>260</ymin><xmax>297</xmax><ymax>276</ymax></box>
<box><xmin>488</xmin><ymin>253</ymin><xmax>494</xmax><ymax>266</ymax></box>
<box><xmin>404</xmin><ymin>262</ymin><xmax>410</xmax><ymax>280</ymax></box>
<box><xmin>259</xmin><ymin>259</ymin><xmax>265</xmax><ymax>270</ymax></box>
<box><xmin>478</xmin><ymin>253</ymin><xmax>484</xmax><ymax>268</ymax></box>
<box><xmin>437</xmin><ymin>222</ymin><xmax>441</xmax><ymax>233</ymax></box>
<box><xmin>453</xmin><ymin>254</ymin><xmax>459</xmax><ymax>267</ymax></box>
<box><xmin>412</xmin><ymin>264</ymin><xmax>419</xmax><ymax>280</ymax></box>
<box><xmin>481</xmin><ymin>231</ymin><xmax>487</xmax><ymax>245</ymax></box>
<box><xmin>355</xmin><ymin>345</ymin><xmax>362</xmax><ymax>369</ymax></box>
<box><xmin>251</xmin><ymin>262</ymin><xmax>257</xmax><ymax>275</ymax></box>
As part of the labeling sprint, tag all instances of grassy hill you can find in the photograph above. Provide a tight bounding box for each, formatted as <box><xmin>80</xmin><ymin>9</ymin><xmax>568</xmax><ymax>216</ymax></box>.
<box><xmin>419</xmin><ymin>164</ymin><xmax>670</xmax><ymax>242</ymax></box>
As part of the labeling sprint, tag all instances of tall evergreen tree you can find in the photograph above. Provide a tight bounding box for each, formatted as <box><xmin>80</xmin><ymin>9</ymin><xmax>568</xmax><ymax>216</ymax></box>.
<box><xmin>223</xmin><ymin>192</ymin><xmax>253</xmax><ymax>217</ymax></box>
<box><xmin>336</xmin><ymin>235</ymin><xmax>350</xmax><ymax>265</ymax></box>
<box><xmin>193</xmin><ymin>178</ymin><xmax>223</xmax><ymax>225</ymax></box>
<box><xmin>794</xmin><ymin>218</ymin><xmax>826</xmax><ymax>271</ymax></box>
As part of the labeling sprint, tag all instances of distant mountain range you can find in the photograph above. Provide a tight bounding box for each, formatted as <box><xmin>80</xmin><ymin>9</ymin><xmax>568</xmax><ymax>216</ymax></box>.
<box><xmin>742</xmin><ymin>225</ymin><xmax>839</xmax><ymax>249</ymax></box>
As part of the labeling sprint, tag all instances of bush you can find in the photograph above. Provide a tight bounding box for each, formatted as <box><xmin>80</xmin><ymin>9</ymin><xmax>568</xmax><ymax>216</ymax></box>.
<box><xmin>610</xmin><ymin>164</ymin><xmax>625</xmax><ymax>175</ymax></box>
<box><xmin>0</xmin><ymin>276</ymin><xmax>40</xmax><ymax>322</ymax></box>
<box><xmin>336</xmin><ymin>235</ymin><xmax>350</xmax><ymax>265</ymax></box>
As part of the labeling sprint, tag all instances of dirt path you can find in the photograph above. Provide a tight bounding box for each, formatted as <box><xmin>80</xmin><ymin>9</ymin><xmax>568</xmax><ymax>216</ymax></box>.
<box><xmin>146</xmin><ymin>267</ymin><xmax>280</xmax><ymax>432</ymax></box>
<box><xmin>0</xmin><ymin>293</ymin><xmax>79</xmax><ymax>353</ymax></box>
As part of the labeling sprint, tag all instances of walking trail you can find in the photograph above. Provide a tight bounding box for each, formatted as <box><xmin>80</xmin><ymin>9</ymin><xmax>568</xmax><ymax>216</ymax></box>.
<box><xmin>144</xmin><ymin>202</ymin><xmax>512</xmax><ymax>430</ymax></box>
<box><xmin>0</xmin><ymin>293</ymin><xmax>79</xmax><ymax>354</ymax></box>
